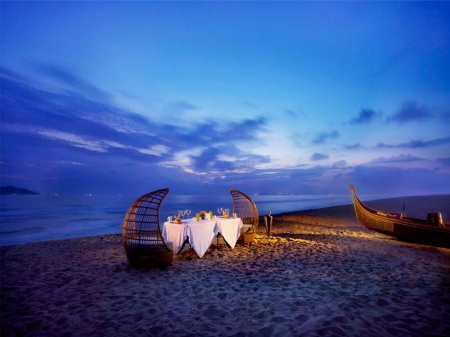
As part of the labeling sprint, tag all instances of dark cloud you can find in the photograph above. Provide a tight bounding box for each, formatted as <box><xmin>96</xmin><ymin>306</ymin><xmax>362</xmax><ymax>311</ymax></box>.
<box><xmin>376</xmin><ymin>137</ymin><xmax>450</xmax><ymax>149</ymax></box>
<box><xmin>350</xmin><ymin>109</ymin><xmax>380</xmax><ymax>125</ymax></box>
<box><xmin>189</xmin><ymin>145</ymin><xmax>270</xmax><ymax>173</ymax></box>
<box><xmin>310</xmin><ymin>153</ymin><xmax>329</xmax><ymax>161</ymax></box>
<box><xmin>1</xmin><ymin>70</ymin><xmax>176</xmax><ymax>158</ymax></box>
<box><xmin>347</xmin><ymin>165</ymin><xmax>450</xmax><ymax>196</ymax></box>
<box><xmin>39</xmin><ymin>64</ymin><xmax>112</xmax><ymax>102</ymax></box>
<box><xmin>368</xmin><ymin>154</ymin><xmax>423</xmax><ymax>164</ymax></box>
<box><xmin>1</xmin><ymin>67</ymin><xmax>268</xmax><ymax>164</ymax></box>
<box><xmin>213</xmin><ymin>160</ymin><xmax>237</xmax><ymax>171</ymax></box>
<box><xmin>1</xmin><ymin>67</ymin><xmax>274</xmax><ymax>194</ymax></box>
<box><xmin>313</xmin><ymin>130</ymin><xmax>339</xmax><ymax>144</ymax></box>
<box><xmin>332</xmin><ymin>160</ymin><xmax>348</xmax><ymax>168</ymax></box>
<box><xmin>175</xmin><ymin>117</ymin><xmax>267</xmax><ymax>150</ymax></box>
<box><xmin>225</xmin><ymin>117</ymin><xmax>268</xmax><ymax>142</ymax></box>
<box><xmin>386</xmin><ymin>101</ymin><xmax>431</xmax><ymax>124</ymax></box>
<box><xmin>0</xmin><ymin>67</ymin><xmax>28</xmax><ymax>83</ymax></box>
<box><xmin>158</xmin><ymin>112</ymin><xmax>267</xmax><ymax>152</ymax></box>
<box><xmin>1</xmin><ymin>69</ymin><xmax>182</xmax><ymax>168</ymax></box>
<box><xmin>344</xmin><ymin>143</ymin><xmax>365</xmax><ymax>150</ymax></box>
<box><xmin>3</xmin><ymin>67</ymin><xmax>450</xmax><ymax>196</ymax></box>
<box><xmin>189</xmin><ymin>147</ymin><xmax>220</xmax><ymax>171</ymax></box>
<box><xmin>435</xmin><ymin>157</ymin><xmax>450</xmax><ymax>170</ymax></box>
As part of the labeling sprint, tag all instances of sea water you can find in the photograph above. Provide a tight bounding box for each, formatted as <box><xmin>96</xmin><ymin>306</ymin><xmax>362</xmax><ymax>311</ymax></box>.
<box><xmin>0</xmin><ymin>193</ymin><xmax>385</xmax><ymax>246</ymax></box>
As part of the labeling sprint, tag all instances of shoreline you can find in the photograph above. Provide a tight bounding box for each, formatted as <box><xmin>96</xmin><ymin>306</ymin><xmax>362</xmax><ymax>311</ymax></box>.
<box><xmin>2</xmin><ymin>201</ymin><xmax>450</xmax><ymax>336</ymax></box>
<box><xmin>2</xmin><ymin>193</ymin><xmax>449</xmax><ymax>247</ymax></box>
<box><xmin>2</xmin><ymin>193</ymin><xmax>449</xmax><ymax>248</ymax></box>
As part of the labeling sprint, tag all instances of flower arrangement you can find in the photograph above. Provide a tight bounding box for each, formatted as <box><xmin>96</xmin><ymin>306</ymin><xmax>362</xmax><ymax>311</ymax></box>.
<box><xmin>200</xmin><ymin>210</ymin><xmax>206</xmax><ymax>219</ymax></box>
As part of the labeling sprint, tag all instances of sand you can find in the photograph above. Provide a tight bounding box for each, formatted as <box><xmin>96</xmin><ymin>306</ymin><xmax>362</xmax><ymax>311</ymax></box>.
<box><xmin>1</xmin><ymin>201</ymin><xmax>449</xmax><ymax>337</ymax></box>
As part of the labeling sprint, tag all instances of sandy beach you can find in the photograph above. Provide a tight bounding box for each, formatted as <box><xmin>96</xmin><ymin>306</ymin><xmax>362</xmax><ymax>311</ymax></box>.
<box><xmin>1</xmin><ymin>200</ymin><xmax>449</xmax><ymax>337</ymax></box>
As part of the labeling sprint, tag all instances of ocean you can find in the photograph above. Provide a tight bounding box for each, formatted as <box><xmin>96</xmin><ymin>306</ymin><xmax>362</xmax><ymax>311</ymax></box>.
<box><xmin>0</xmin><ymin>193</ymin><xmax>391</xmax><ymax>246</ymax></box>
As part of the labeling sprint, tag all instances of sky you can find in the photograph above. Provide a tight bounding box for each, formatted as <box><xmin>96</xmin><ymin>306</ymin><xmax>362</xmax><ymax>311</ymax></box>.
<box><xmin>1</xmin><ymin>1</ymin><xmax>450</xmax><ymax>196</ymax></box>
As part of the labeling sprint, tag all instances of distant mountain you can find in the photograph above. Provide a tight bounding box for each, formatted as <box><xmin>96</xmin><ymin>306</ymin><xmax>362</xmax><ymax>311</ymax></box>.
<box><xmin>0</xmin><ymin>186</ymin><xmax>40</xmax><ymax>195</ymax></box>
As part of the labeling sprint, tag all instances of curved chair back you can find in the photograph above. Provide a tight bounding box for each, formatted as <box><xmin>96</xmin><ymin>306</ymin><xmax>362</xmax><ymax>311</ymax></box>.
<box><xmin>122</xmin><ymin>188</ymin><xmax>173</xmax><ymax>267</ymax></box>
<box><xmin>230</xmin><ymin>188</ymin><xmax>259</xmax><ymax>243</ymax></box>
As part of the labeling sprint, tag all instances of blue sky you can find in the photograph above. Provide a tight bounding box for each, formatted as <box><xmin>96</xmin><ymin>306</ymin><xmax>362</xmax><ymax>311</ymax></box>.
<box><xmin>1</xmin><ymin>1</ymin><xmax>450</xmax><ymax>196</ymax></box>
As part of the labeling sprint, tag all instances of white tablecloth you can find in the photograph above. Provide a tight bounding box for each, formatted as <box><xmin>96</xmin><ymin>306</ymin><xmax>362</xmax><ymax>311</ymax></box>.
<box><xmin>186</xmin><ymin>219</ymin><xmax>217</xmax><ymax>258</ymax></box>
<box><xmin>162</xmin><ymin>217</ymin><xmax>242</xmax><ymax>258</ymax></box>
<box><xmin>216</xmin><ymin>217</ymin><xmax>243</xmax><ymax>249</ymax></box>
<box><xmin>162</xmin><ymin>222</ymin><xmax>189</xmax><ymax>254</ymax></box>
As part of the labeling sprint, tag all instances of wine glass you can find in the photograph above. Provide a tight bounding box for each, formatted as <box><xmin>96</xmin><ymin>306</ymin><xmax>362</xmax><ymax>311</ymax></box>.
<box><xmin>217</xmin><ymin>207</ymin><xmax>223</xmax><ymax>217</ymax></box>
<box><xmin>180</xmin><ymin>209</ymin><xmax>186</xmax><ymax>220</ymax></box>
<box><xmin>186</xmin><ymin>209</ymin><xmax>191</xmax><ymax>219</ymax></box>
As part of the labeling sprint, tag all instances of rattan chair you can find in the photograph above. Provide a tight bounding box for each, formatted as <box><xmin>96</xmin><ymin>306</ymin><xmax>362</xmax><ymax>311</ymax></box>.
<box><xmin>230</xmin><ymin>188</ymin><xmax>259</xmax><ymax>243</ymax></box>
<box><xmin>122</xmin><ymin>188</ymin><xmax>173</xmax><ymax>267</ymax></box>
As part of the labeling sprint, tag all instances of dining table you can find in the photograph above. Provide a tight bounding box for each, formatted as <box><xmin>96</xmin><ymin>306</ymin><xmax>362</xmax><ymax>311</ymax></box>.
<box><xmin>162</xmin><ymin>217</ymin><xmax>243</xmax><ymax>258</ymax></box>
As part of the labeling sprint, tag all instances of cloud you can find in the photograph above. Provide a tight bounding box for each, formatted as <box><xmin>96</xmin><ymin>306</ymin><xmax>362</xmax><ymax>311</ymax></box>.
<box><xmin>373</xmin><ymin>154</ymin><xmax>450</xmax><ymax>168</ymax></box>
<box><xmin>350</xmin><ymin>109</ymin><xmax>381</xmax><ymax>125</ymax></box>
<box><xmin>170</xmin><ymin>116</ymin><xmax>267</xmax><ymax>155</ymax></box>
<box><xmin>312</xmin><ymin>130</ymin><xmax>340</xmax><ymax>144</ymax></box>
<box><xmin>178</xmin><ymin>117</ymin><xmax>267</xmax><ymax>148</ymax></box>
<box><xmin>332</xmin><ymin>160</ymin><xmax>348</xmax><ymax>168</ymax></box>
<box><xmin>0</xmin><ymin>68</ymin><xmax>180</xmax><ymax>162</ymax></box>
<box><xmin>189</xmin><ymin>147</ymin><xmax>220</xmax><ymax>171</ymax></box>
<box><xmin>233</xmin><ymin>153</ymin><xmax>271</xmax><ymax>170</ymax></box>
<box><xmin>347</xmin><ymin>165</ymin><xmax>450</xmax><ymax>195</ymax></box>
<box><xmin>3</xmin><ymin>67</ymin><xmax>450</xmax><ymax>196</ymax></box>
<box><xmin>56</xmin><ymin>161</ymin><xmax>85</xmax><ymax>167</ymax></box>
<box><xmin>310</xmin><ymin>153</ymin><xmax>329</xmax><ymax>161</ymax></box>
<box><xmin>1</xmin><ymin>67</ymin><xmax>272</xmax><ymax>182</ymax></box>
<box><xmin>376</xmin><ymin>136</ymin><xmax>450</xmax><ymax>149</ymax></box>
<box><xmin>188</xmin><ymin>145</ymin><xmax>270</xmax><ymax>174</ymax></box>
<box><xmin>36</xmin><ymin>129</ymin><xmax>116</xmax><ymax>153</ymax></box>
<box><xmin>386</xmin><ymin>101</ymin><xmax>432</xmax><ymax>124</ymax></box>
<box><xmin>137</xmin><ymin>145</ymin><xmax>170</xmax><ymax>156</ymax></box>
<box><xmin>226</xmin><ymin>117</ymin><xmax>268</xmax><ymax>141</ymax></box>
<box><xmin>1</xmin><ymin>68</ymin><xmax>158</xmax><ymax>141</ymax></box>
<box><xmin>162</xmin><ymin>100</ymin><xmax>201</xmax><ymax>124</ymax></box>
<box><xmin>0</xmin><ymin>67</ymin><xmax>28</xmax><ymax>83</ymax></box>
<box><xmin>344</xmin><ymin>143</ymin><xmax>365</xmax><ymax>150</ymax></box>
<box><xmin>368</xmin><ymin>154</ymin><xmax>423</xmax><ymax>165</ymax></box>
<box><xmin>39</xmin><ymin>64</ymin><xmax>112</xmax><ymax>102</ymax></box>
<box><xmin>362</xmin><ymin>154</ymin><xmax>450</xmax><ymax>173</ymax></box>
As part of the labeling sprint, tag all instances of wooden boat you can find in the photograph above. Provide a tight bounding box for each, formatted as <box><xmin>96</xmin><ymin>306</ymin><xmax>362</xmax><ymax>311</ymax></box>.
<box><xmin>349</xmin><ymin>185</ymin><xmax>450</xmax><ymax>248</ymax></box>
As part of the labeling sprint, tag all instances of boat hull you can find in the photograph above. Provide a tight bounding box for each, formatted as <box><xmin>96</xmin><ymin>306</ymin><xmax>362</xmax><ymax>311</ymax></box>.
<box><xmin>350</xmin><ymin>186</ymin><xmax>450</xmax><ymax>248</ymax></box>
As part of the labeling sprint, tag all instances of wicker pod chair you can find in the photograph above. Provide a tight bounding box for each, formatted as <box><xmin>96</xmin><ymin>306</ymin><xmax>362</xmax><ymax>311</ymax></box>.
<box><xmin>230</xmin><ymin>188</ymin><xmax>259</xmax><ymax>244</ymax></box>
<box><xmin>122</xmin><ymin>188</ymin><xmax>173</xmax><ymax>268</ymax></box>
